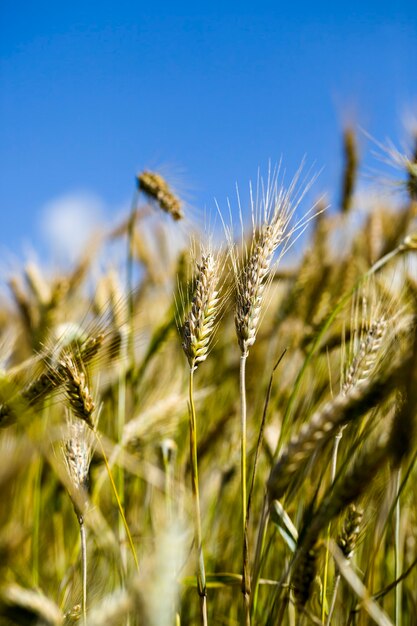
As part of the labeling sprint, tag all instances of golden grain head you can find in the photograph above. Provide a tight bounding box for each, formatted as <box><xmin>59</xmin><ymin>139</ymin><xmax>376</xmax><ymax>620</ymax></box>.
<box><xmin>137</xmin><ymin>170</ymin><xmax>183</xmax><ymax>221</ymax></box>
<box><xmin>63</xmin><ymin>416</ymin><xmax>93</xmax><ymax>494</ymax></box>
<box><xmin>60</xmin><ymin>353</ymin><xmax>96</xmax><ymax>429</ymax></box>
<box><xmin>181</xmin><ymin>251</ymin><xmax>221</xmax><ymax>369</ymax></box>
<box><xmin>337</xmin><ymin>503</ymin><xmax>363</xmax><ymax>560</ymax></box>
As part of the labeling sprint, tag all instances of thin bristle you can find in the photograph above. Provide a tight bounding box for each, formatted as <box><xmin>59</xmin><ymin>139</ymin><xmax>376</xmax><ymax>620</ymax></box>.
<box><xmin>22</xmin><ymin>367</ymin><xmax>61</xmax><ymax>405</ymax></box>
<box><xmin>77</xmin><ymin>333</ymin><xmax>105</xmax><ymax>363</ymax></box>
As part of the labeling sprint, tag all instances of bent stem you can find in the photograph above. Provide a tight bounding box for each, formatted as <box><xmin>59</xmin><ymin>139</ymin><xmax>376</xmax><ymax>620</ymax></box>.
<box><xmin>32</xmin><ymin>456</ymin><xmax>42</xmax><ymax>587</ymax></box>
<box><xmin>188</xmin><ymin>367</ymin><xmax>208</xmax><ymax>626</ymax></box>
<box><xmin>96</xmin><ymin>434</ymin><xmax>140</xmax><ymax>573</ymax></box>
<box><xmin>126</xmin><ymin>192</ymin><xmax>138</xmax><ymax>366</ymax></box>
<box><xmin>117</xmin><ymin>352</ymin><xmax>128</xmax><ymax>574</ymax></box>
<box><xmin>326</xmin><ymin>574</ymin><xmax>341</xmax><ymax>626</ymax></box>
<box><xmin>79</xmin><ymin>515</ymin><xmax>87</xmax><ymax>625</ymax></box>
<box><xmin>324</xmin><ymin>428</ymin><xmax>344</xmax><ymax>624</ymax></box>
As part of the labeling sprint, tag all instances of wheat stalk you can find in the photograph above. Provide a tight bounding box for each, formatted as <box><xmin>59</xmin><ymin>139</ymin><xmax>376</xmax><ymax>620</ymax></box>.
<box><xmin>179</xmin><ymin>247</ymin><xmax>222</xmax><ymax>626</ymax></box>
<box><xmin>228</xmin><ymin>167</ymin><xmax>318</xmax><ymax>625</ymax></box>
<box><xmin>62</xmin><ymin>416</ymin><xmax>93</xmax><ymax>625</ymax></box>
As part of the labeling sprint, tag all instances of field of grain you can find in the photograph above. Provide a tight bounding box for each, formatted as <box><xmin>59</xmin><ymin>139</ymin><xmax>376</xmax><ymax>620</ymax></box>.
<box><xmin>1</xmin><ymin>130</ymin><xmax>417</xmax><ymax>626</ymax></box>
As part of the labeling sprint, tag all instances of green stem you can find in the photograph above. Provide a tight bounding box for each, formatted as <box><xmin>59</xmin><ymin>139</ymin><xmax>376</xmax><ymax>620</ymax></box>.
<box><xmin>79</xmin><ymin>515</ymin><xmax>87</xmax><ymax>626</ymax></box>
<box><xmin>251</xmin><ymin>503</ymin><xmax>269</xmax><ymax>616</ymax></box>
<box><xmin>188</xmin><ymin>366</ymin><xmax>208</xmax><ymax>626</ymax></box>
<box><xmin>162</xmin><ymin>446</ymin><xmax>173</xmax><ymax>519</ymax></box>
<box><xmin>251</xmin><ymin>353</ymin><xmax>287</xmax><ymax>618</ymax></box>
<box><xmin>240</xmin><ymin>353</ymin><xmax>251</xmax><ymax>625</ymax></box>
<box><xmin>32</xmin><ymin>406</ymin><xmax>49</xmax><ymax>587</ymax></box>
<box><xmin>96</xmin><ymin>434</ymin><xmax>140</xmax><ymax>573</ymax></box>
<box><xmin>126</xmin><ymin>195</ymin><xmax>138</xmax><ymax>366</ymax></box>
<box><xmin>395</xmin><ymin>468</ymin><xmax>402</xmax><ymax>626</ymax></box>
<box><xmin>326</xmin><ymin>574</ymin><xmax>341</xmax><ymax>626</ymax></box>
<box><xmin>322</xmin><ymin>523</ymin><xmax>331</xmax><ymax>624</ymax></box>
<box><xmin>117</xmin><ymin>359</ymin><xmax>127</xmax><ymax>574</ymax></box>
<box><xmin>240</xmin><ymin>353</ymin><xmax>248</xmax><ymax>538</ymax></box>
<box><xmin>364</xmin><ymin>447</ymin><xmax>417</xmax><ymax>588</ymax></box>
<box><xmin>322</xmin><ymin>427</ymin><xmax>344</xmax><ymax>622</ymax></box>
<box><xmin>32</xmin><ymin>457</ymin><xmax>42</xmax><ymax>587</ymax></box>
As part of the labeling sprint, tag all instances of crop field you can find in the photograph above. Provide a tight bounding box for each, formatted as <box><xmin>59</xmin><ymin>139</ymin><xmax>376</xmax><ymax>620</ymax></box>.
<box><xmin>0</xmin><ymin>130</ymin><xmax>417</xmax><ymax>626</ymax></box>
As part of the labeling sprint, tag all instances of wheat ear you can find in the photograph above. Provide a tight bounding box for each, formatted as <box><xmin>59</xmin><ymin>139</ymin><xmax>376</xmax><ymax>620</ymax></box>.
<box><xmin>60</xmin><ymin>354</ymin><xmax>96</xmax><ymax>429</ymax></box>
<box><xmin>340</xmin><ymin>128</ymin><xmax>358</xmax><ymax>213</ymax></box>
<box><xmin>326</xmin><ymin>504</ymin><xmax>363</xmax><ymax>625</ymax></box>
<box><xmin>267</xmin><ymin>356</ymin><xmax>403</xmax><ymax>503</ymax></box>
<box><xmin>292</xmin><ymin>543</ymin><xmax>318</xmax><ymax>610</ymax></box>
<box><xmin>137</xmin><ymin>170</ymin><xmax>183</xmax><ymax>220</ymax></box>
<box><xmin>342</xmin><ymin>317</ymin><xmax>387</xmax><ymax>394</ymax></box>
<box><xmin>181</xmin><ymin>252</ymin><xmax>220</xmax><ymax>371</ymax></box>
<box><xmin>0</xmin><ymin>333</ymin><xmax>104</xmax><ymax>427</ymax></box>
<box><xmin>23</xmin><ymin>333</ymin><xmax>103</xmax><ymax>407</ymax></box>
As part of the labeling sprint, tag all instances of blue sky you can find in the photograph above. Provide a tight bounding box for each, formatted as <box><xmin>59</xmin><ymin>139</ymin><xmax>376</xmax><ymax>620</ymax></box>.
<box><xmin>1</xmin><ymin>1</ymin><xmax>416</xmax><ymax>263</ymax></box>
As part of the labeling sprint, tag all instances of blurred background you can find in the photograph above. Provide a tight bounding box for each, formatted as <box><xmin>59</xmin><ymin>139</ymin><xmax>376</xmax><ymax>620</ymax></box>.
<box><xmin>1</xmin><ymin>0</ymin><xmax>416</xmax><ymax>263</ymax></box>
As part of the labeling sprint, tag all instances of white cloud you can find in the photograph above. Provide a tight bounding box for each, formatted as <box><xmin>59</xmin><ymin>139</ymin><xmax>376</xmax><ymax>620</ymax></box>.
<box><xmin>40</xmin><ymin>191</ymin><xmax>105</xmax><ymax>263</ymax></box>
